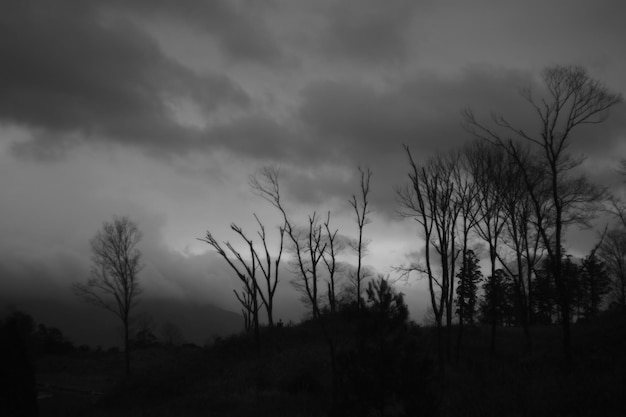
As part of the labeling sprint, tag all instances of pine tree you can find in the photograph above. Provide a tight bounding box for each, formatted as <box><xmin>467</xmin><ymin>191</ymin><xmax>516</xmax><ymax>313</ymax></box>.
<box><xmin>580</xmin><ymin>254</ymin><xmax>611</xmax><ymax>319</ymax></box>
<box><xmin>456</xmin><ymin>250</ymin><xmax>483</xmax><ymax>326</ymax></box>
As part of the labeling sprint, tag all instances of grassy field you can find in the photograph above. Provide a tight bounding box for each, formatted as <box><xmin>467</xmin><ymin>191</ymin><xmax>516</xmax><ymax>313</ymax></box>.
<box><xmin>35</xmin><ymin>312</ymin><xmax>626</xmax><ymax>417</ymax></box>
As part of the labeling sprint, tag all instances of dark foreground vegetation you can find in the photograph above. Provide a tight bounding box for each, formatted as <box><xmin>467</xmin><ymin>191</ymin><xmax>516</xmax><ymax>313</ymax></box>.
<box><xmin>2</xmin><ymin>301</ymin><xmax>625</xmax><ymax>417</ymax></box>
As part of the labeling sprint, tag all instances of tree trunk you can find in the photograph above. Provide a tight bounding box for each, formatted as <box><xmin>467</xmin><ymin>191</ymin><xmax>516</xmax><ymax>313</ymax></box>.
<box><xmin>489</xmin><ymin>245</ymin><xmax>497</xmax><ymax>356</ymax></box>
<box><xmin>124</xmin><ymin>317</ymin><xmax>130</xmax><ymax>376</ymax></box>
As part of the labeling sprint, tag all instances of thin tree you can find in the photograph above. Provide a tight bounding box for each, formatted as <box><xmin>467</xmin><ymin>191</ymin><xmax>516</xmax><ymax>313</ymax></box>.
<box><xmin>250</xmin><ymin>167</ymin><xmax>324</xmax><ymax>318</ymax></box>
<box><xmin>464</xmin><ymin>64</ymin><xmax>622</xmax><ymax>368</ymax></box>
<box><xmin>251</xmin><ymin>214</ymin><xmax>285</xmax><ymax>327</ymax></box>
<box><xmin>396</xmin><ymin>146</ymin><xmax>461</xmax><ymax>372</ymax></box>
<box><xmin>200</xmin><ymin>212</ymin><xmax>284</xmax><ymax>335</ymax></box>
<box><xmin>321</xmin><ymin>212</ymin><xmax>344</xmax><ymax>314</ymax></box>
<box><xmin>250</xmin><ymin>167</ymin><xmax>340</xmax><ymax>407</ymax></box>
<box><xmin>73</xmin><ymin>216</ymin><xmax>143</xmax><ymax>375</ymax></box>
<box><xmin>452</xmin><ymin>150</ymin><xmax>480</xmax><ymax>360</ymax></box>
<box><xmin>492</xmin><ymin>145</ymin><xmax>538</xmax><ymax>350</ymax></box>
<box><xmin>349</xmin><ymin>166</ymin><xmax>373</xmax><ymax>310</ymax></box>
<box><xmin>465</xmin><ymin>140</ymin><xmax>509</xmax><ymax>354</ymax></box>
<box><xmin>200</xmin><ymin>228</ymin><xmax>261</xmax><ymax>340</ymax></box>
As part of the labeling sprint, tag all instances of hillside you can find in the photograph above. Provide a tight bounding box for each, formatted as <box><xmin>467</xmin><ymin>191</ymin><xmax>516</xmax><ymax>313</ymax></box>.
<box><xmin>31</xmin><ymin>310</ymin><xmax>626</xmax><ymax>417</ymax></box>
<box><xmin>1</xmin><ymin>298</ymin><xmax>242</xmax><ymax>347</ymax></box>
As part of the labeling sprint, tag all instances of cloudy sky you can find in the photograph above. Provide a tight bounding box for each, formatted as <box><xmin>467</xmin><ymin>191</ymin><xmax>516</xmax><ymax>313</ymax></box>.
<box><xmin>1</xmin><ymin>0</ymin><xmax>625</xmax><ymax>336</ymax></box>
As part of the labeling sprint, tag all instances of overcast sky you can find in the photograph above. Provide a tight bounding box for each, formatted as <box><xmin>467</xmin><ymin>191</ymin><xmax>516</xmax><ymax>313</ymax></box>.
<box><xmin>1</xmin><ymin>0</ymin><xmax>625</xmax><ymax>328</ymax></box>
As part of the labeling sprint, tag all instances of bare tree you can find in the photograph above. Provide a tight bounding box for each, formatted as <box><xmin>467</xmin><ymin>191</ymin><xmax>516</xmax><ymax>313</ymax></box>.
<box><xmin>321</xmin><ymin>212</ymin><xmax>345</xmax><ymax>314</ymax></box>
<box><xmin>199</xmin><ymin>216</ymin><xmax>284</xmax><ymax>346</ymax></box>
<box><xmin>73</xmin><ymin>216</ymin><xmax>143</xmax><ymax>375</ymax></box>
<box><xmin>349</xmin><ymin>167</ymin><xmax>373</xmax><ymax>310</ymax></box>
<box><xmin>452</xmin><ymin>149</ymin><xmax>480</xmax><ymax>360</ymax></box>
<box><xmin>250</xmin><ymin>167</ymin><xmax>340</xmax><ymax>407</ymax></box>
<box><xmin>250</xmin><ymin>167</ymin><xmax>327</xmax><ymax>318</ymax></box>
<box><xmin>465</xmin><ymin>140</ymin><xmax>510</xmax><ymax>355</ymax></box>
<box><xmin>396</xmin><ymin>146</ymin><xmax>461</xmax><ymax>372</ymax></box>
<box><xmin>250</xmin><ymin>214</ymin><xmax>285</xmax><ymax>327</ymax></box>
<box><xmin>464</xmin><ymin>64</ymin><xmax>622</xmax><ymax>368</ymax></box>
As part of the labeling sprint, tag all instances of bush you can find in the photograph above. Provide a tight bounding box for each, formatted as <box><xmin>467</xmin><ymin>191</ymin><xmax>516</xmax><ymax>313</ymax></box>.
<box><xmin>338</xmin><ymin>277</ymin><xmax>438</xmax><ymax>416</ymax></box>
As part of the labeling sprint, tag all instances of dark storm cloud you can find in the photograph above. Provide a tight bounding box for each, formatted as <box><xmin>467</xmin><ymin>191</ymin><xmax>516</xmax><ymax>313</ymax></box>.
<box><xmin>0</xmin><ymin>0</ymin><xmax>249</xmax><ymax>158</ymax></box>
<box><xmin>299</xmin><ymin>67</ymin><xmax>533</xmax><ymax>165</ymax></box>
<box><xmin>318</xmin><ymin>0</ymin><xmax>420</xmax><ymax>64</ymax></box>
<box><xmin>110</xmin><ymin>0</ymin><xmax>287</xmax><ymax>66</ymax></box>
<box><xmin>208</xmin><ymin>114</ymin><xmax>297</xmax><ymax>161</ymax></box>
<box><xmin>294</xmin><ymin>66</ymin><xmax>626</xmax><ymax>216</ymax></box>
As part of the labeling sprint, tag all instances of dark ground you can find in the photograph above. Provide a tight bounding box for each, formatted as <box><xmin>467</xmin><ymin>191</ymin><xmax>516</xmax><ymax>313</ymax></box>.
<box><xmin>31</xmin><ymin>312</ymin><xmax>626</xmax><ymax>417</ymax></box>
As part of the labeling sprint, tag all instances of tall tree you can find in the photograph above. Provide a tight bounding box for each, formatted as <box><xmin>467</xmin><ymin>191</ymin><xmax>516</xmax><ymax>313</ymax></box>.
<box><xmin>464</xmin><ymin>65</ymin><xmax>622</xmax><ymax>368</ymax></box>
<box><xmin>455</xmin><ymin>249</ymin><xmax>483</xmax><ymax>326</ymax></box>
<box><xmin>201</xmin><ymin>214</ymin><xmax>284</xmax><ymax>339</ymax></box>
<box><xmin>465</xmin><ymin>140</ymin><xmax>509</xmax><ymax>354</ymax></box>
<box><xmin>250</xmin><ymin>167</ymin><xmax>340</xmax><ymax>406</ymax></box>
<box><xmin>479</xmin><ymin>269</ymin><xmax>516</xmax><ymax>327</ymax></box>
<box><xmin>452</xmin><ymin>151</ymin><xmax>480</xmax><ymax>360</ymax></box>
<box><xmin>73</xmin><ymin>216</ymin><xmax>143</xmax><ymax>375</ymax></box>
<box><xmin>349</xmin><ymin>167</ymin><xmax>373</xmax><ymax>310</ymax></box>
<box><xmin>397</xmin><ymin>146</ymin><xmax>461</xmax><ymax>372</ymax></box>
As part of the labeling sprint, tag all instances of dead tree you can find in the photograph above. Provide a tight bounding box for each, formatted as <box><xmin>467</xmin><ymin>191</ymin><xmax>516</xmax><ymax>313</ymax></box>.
<box><xmin>322</xmin><ymin>212</ymin><xmax>344</xmax><ymax>314</ymax></box>
<box><xmin>396</xmin><ymin>146</ymin><xmax>461</xmax><ymax>372</ymax></box>
<box><xmin>349</xmin><ymin>167</ymin><xmax>373</xmax><ymax>310</ymax></box>
<box><xmin>452</xmin><ymin>150</ymin><xmax>480</xmax><ymax>361</ymax></box>
<box><xmin>200</xmin><ymin>229</ymin><xmax>261</xmax><ymax>340</ymax></box>
<box><xmin>465</xmin><ymin>140</ymin><xmax>509</xmax><ymax>355</ymax></box>
<box><xmin>250</xmin><ymin>167</ymin><xmax>341</xmax><ymax>407</ymax></box>
<box><xmin>73</xmin><ymin>216</ymin><xmax>143</xmax><ymax>375</ymax></box>
<box><xmin>464</xmin><ymin>64</ymin><xmax>622</xmax><ymax>368</ymax></box>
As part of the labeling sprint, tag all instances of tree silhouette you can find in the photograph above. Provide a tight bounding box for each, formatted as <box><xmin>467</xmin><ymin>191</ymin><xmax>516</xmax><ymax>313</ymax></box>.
<box><xmin>339</xmin><ymin>276</ymin><xmax>437</xmax><ymax>417</ymax></box>
<box><xmin>455</xmin><ymin>249</ymin><xmax>483</xmax><ymax>326</ymax></box>
<box><xmin>73</xmin><ymin>215</ymin><xmax>143</xmax><ymax>375</ymax></box>
<box><xmin>0</xmin><ymin>313</ymin><xmax>38</xmax><ymax>417</ymax></box>
<box><xmin>465</xmin><ymin>140</ymin><xmax>509</xmax><ymax>353</ymax></box>
<box><xmin>348</xmin><ymin>167</ymin><xmax>373</xmax><ymax>311</ymax></box>
<box><xmin>579</xmin><ymin>254</ymin><xmax>611</xmax><ymax>319</ymax></box>
<box><xmin>397</xmin><ymin>147</ymin><xmax>462</xmax><ymax>372</ymax></box>
<box><xmin>465</xmin><ymin>64</ymin><xmax>623</xmax><ymax>368</ymax></box>
<box><xmin>200</xmin><ymin>212</ymin><xmax>284</xmax><ymax>337</ymax></box>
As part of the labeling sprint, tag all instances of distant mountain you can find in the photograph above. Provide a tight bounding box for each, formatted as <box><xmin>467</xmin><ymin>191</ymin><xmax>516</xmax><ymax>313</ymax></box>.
<box><xmin>0</xmin><ymin>296</ymin><xmax>242</xmax><ymax>348</ymax></box>
<box><xmin>139</xmin><ymin>298</ymin><xmax>243</xmax><ymax>345</ymax></box>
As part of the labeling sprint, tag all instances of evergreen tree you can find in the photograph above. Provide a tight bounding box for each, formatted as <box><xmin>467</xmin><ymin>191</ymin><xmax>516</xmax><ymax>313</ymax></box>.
<box><xmin>579</xmin><ymin>254</ymin><xmax>611</xmax><ymax>319</ymax></box>
<box><xmin>479</xmin><ymin>269</ymin><xmax>516</xmax><ymax>326</ymax></box>
<box><xmin>455</xmin><ymin>250</ymin><xmax>483</xmax><ymax>326</ymax></box>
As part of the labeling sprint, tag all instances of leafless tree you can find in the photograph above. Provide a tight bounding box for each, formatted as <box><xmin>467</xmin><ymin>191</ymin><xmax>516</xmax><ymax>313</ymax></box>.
<box><xmin>321</xmin><ymin>212</ymin><xmax>345</xmax><ymax>314</ymax></box>
<box><xmin>464</xmin><ymin>64</ymin><xmax>622</xmax><ymax>368</ymax></box>
<box><xmin>73</xmin><ymin>216</ymin><xmax>143</xmax><ymax>375</ymax></box>
<box><xmin>200</xmin><ymin>229</ymin><xmax>260</xmax><ymax>338</ymax></box>
<box><xmin>465</xmin><ymin>140</ymin><xmax>510</xmax><ymax>354</ymax></box>
<box><xmin>348</xmin><ymin>167</ymin><xmax>373</xmax><ymax>310</ymax></box>
<box><xmin>250</xmin><ymin>167</ymin><xmax>330</xmax><ymax>318</ymax></box>
<box><xmin>250</xmin><ymin>167</ymin><xmax>341</xmax><ymax>406</ymax></box>
<box><xmin>200</xmin><ymin>215</ymin><xmax>284</xmax><ymax>346</ymax></box>
<box><xmin>451</xmin><ymin>149</ymin><xmax>480</xmax><ymax>360</ymax></box>
<box><xmin>251</xmin><ymin>214</ymin><xmax>285</xmax><ymax>327</ymax></box>
<box><xmin>396</xmin><ymin>146</ymin><xmax>461</xmax><ymax>372</ymax></box>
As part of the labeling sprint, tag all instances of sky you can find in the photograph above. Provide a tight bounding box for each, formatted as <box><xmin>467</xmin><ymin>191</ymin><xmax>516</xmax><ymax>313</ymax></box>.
<box><xmin>1</xmin><ymin>0</ymin><xmax>626</xmax><ymax>340</ymax></box>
